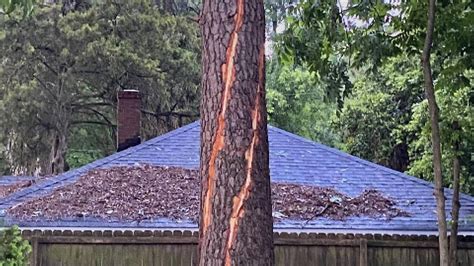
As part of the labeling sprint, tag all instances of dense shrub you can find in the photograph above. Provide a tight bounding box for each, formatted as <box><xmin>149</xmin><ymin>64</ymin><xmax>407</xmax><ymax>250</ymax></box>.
<box><xmin>0</xmin><ymin>226</ymin><xmax>31</xmax><ymax>265</ymax></box>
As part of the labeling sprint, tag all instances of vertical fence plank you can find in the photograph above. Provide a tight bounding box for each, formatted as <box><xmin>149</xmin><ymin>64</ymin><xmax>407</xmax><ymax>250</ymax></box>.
<box><xmin>359</xmin><ymin>238</ymin><xmax>368</xmax><ymax>266</ymax></box>
<box><xmin>25</xmin><ymin>231</ymin><xmax>474</xmax><ymax>265</ymax></box>
<box><xmin>30</xmin><ymin>237</ymin><xmax>38</xmax><ymax>266</ymax></box>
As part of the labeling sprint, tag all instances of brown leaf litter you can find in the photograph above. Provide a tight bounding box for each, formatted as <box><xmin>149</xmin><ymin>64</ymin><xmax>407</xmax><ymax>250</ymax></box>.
<box><xmin>0</xmin><ymin>180</ymin><xmax>35</xmax><ymax>199</ymax></box>
<box><xmin>0</xmin><ymin>176</ymin><xmax>51</xmax><ymax>199</ymax></box>
<box><xmin>0</xmin><ymin>180</ymin><xmax>32</xmax><ymax>199</ymax></box>
<box><xmin>7</xmin><ymin>165</ymin><xmax>409</xmax><ymax>222</ymax></box>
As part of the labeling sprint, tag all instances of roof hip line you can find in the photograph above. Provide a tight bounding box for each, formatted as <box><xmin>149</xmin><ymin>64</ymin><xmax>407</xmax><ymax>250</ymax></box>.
<box><xmin>267</xmin><ymin>125</ymin><xmax>474</xmax><ymax>204</ymax></box>
<box><xmin>0</xmin><ymin>122</ymin><xmax>200</xmax><ymax>209</ymax></box>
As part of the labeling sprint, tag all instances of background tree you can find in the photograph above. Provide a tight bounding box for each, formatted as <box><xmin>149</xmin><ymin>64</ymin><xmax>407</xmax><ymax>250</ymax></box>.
<box><xmin>199</xmin><ymin>0</ymin><xmax>274</xmax><ymax>264</ymax></box>
<box><xmin>266</xmin><ymin>59</ymin><xmax>339</xmax><ymax>146</ymax></box>
<box><xmin>264</xmin><ymin>0</ymin><xmax>294</xmax><ymax>35</ymax></box>
<box><xmin>275</xmin><ymin>0</ymin><xmax>352</xmax><ymax>105</ymax></box>
<box><xmin>274</xmin><ymin>0</ymin><xmax>473</xmax><ymax>263</ymax></box>
<box><xmin>336</xmin><ymin>53</ymin><xmax>424</xmax><ymax>172</ymax></box>
<box><xmin>274</xmin><ymin>0</ymin><xmax>473</xmax><ymax>191</ymax></box>
<box><xmin>0</xmin><ymin>1</ymin><xmax>200</xmax><ymax>175</ymax></box>
<box><xmin>0</xmin><ymin>0</ymin><xmax>35</xmax><ymax>17</ymax></box>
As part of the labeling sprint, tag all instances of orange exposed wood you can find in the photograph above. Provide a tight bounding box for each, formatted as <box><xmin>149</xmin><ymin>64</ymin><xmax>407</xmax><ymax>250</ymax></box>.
<box><xmin>202</xmin><ymin>0</ymin><xmax>246</xmax><ymax>237</ymax></box>
<box><xmin>224</xmin><ymin>46</ymin><xmax>265</xmax><ymax>266</ymax></box>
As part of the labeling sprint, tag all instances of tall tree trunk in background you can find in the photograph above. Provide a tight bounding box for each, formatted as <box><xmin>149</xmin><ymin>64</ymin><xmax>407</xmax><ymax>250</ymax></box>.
<box><xmin>449</xmin><ymin>121</ymin><xmax>461</xmax><ymax>266</ymax></box>
<box><xmin>163</xmin><ymin>0</ymin><xmax>175</xmax><ymax>13</ymax></box>
<box><xmin>272</xmin><ymin>17</ymin><xmax>278</xmax><ymax>34</ymax></box>
<box><xmin>421</xmin><ymin>0</ymin><xmax>449</xmax><ymax>265</ymax></box>
<box><xmin>199</xmin><ymin>0</ymin><xmax>274</xmax><ymax>265</ymax></box>
<box><xmin>61</xmin><ymin>0</ymin><xmax>90</xmax><ymax>14</ymax></box>
<box><xmin>49</xmin><ymin>129</ymin><xmax>68</xmax><ymax>175</ymax></box>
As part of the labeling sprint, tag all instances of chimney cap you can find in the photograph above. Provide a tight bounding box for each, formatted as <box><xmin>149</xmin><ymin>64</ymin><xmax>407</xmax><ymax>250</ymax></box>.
<box><xmin>118</xmin><ymin>89</ymin><xmax>140</xmax><ymax>99</ymax></box>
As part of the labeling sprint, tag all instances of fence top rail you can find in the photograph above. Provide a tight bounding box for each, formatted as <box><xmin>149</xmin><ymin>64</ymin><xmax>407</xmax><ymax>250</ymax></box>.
<box><xmin>9</xmin><ymin>226</ymin><xmax>474</xmax><ymax>236</ymax></box>
<box><xmin>17</xmin><ymin>228</ymin><xmax>474</xmax><ymax>245</ymax></box>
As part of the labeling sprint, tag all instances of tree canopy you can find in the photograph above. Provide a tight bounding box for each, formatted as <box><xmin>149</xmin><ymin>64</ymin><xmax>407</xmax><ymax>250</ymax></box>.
<box><xmin>0</xmin><ymin>1</ymin><xmax>200</xmax><ymax>175</ymax></box>
<box><xmin>270</xmin><ymin>0</ymin><xmax>473</xmax><ymax>194</ymax></box>
<box><xmin>1</xmin><ymin>0</ymin><xmax>472</xmax><ymax>196</ymax></box>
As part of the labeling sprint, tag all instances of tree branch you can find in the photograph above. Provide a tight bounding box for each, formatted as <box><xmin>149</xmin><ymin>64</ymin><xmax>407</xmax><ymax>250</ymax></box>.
<box><xmin>71</xmin><ymin>102</ymin><xmax>112</xmax><ymax>108</ymax></box>
<box><xmin>141</xmin><ymin>109</ymin><xmax>199</xmax><ymax>118</ymax></box>
<box><xmin>71</xmin><ymin>120</ymin><xmax>116</xmax><ymax>127</ymax></box>
<box><xmin>449</xmin><ymin>121</ymin><xmax>461</xmax><ymax>266</ymax></box>
<box><xmin>37</xmin><ymin>57</ymin><xmax>59</xmax><ymax>76</ymax></box>
<box><xmin>421</xmin><ymin>0</ymin><xmax>449</xmax><ymax>265</ymax></box>
<box><xmin>32</xmin><ymin>75</ymin><xmax>58</xmax><ymax>102</ymax></box>
<box><xmin>76</xmin><ymin>107</ymin><xmax>114</xmax><ymax>128</ymax></box>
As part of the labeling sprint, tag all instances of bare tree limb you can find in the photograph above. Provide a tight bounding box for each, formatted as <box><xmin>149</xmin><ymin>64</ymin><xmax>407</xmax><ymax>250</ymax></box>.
<box><xmin>32</xmin><ymin>75</ymin><xmax>58</xmax><ymax>102</ymax></box>
<box><xmin>302</xmin><ymin>203</ymin><xmax>331</xmax><ymax>227</ymax></box>
<box><xmin>141</xmin><ymin>109</ymin><xmax>199</xmax><ymax>118</ymax></box>
<box><xmin>76</xmin><ymin>107</ymin><xmax>114</xmax><ymax>129</ymax></box>
<box><xmin>449</xmin><ymin>121</ymin><xmax>461</xmax><ymax>266</ymax></box>
<box><xmin>71</xmin><ymin>120</ymin><xmax>116</xmax><ymax>127</ymax></box>
<box><xmin>37</xmin><ymin>57</ymin><xmax>59</xmax><ymax>76</ymax></box>
<box><xmin>421</xmin><ymin>0</ymin><xmax>449</xmax><ymax>265</ymax></box>
<box><xmin>71</xmin><ymin>102</ymin><xmax>112</xmax><ymax>108</ymax></box>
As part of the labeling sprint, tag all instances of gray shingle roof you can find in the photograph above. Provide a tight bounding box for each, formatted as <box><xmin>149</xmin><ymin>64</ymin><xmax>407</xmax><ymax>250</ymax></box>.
<box><xmin>1</xmin><ymin>121</ymin><xmax>473</xmax><ymax>233</ymax></box>
<box><xmin>0</xmin><ymin>176</ymin><xmax>35</xmax><ymax>185</ymax></box>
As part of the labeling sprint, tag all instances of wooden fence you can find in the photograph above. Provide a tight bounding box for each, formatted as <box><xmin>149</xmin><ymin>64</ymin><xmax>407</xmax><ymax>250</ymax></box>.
<box><xmin>22</xmin><ymin>229</ymin><xmax>474</xmax><ymax>266</ymax></box>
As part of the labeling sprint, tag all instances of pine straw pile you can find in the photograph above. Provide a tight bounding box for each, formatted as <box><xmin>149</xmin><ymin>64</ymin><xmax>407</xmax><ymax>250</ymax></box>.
<box><xmin>0</xmin><ymin>176</ymin><xmax>52</xmax><ymax>199</ymax></box>
<box><xmin>0</xmin><ymin>180</ymin><xmax>36</xmax><ymax>199</ymax></box>
<box><xmin>8</xmin><ymin>165</ymin><xmax>409</xmax><ymax>222</ymax></box>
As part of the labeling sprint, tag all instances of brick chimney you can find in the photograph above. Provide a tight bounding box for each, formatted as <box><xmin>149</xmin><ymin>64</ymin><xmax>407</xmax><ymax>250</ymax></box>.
<box><xmin>117</xmin><ymin>90</ymin><xmax>141</xmax><ymax>152</ymax></box>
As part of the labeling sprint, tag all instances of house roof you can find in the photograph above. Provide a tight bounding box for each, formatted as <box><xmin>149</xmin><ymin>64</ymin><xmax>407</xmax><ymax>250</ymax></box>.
<box><xmin>1</xmin><ymin>121</ymin><xmax>473</xmax><ymax>234</ymax></box>
<box><xmin>0</xmin><ymin>176</ymin><xmax>36</xmax><ymax>185</ymax></box>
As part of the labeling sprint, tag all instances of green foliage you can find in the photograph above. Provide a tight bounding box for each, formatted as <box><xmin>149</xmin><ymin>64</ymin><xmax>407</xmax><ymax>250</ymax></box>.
<box><xmin>66</xmin><ymin>125</ymin><xmax>113</xmax><ymax>169</ymax></box>
<box><xmin>0</xmin><ymin>144</ymin><xmax>8</xmax><ymax>175</ymax></box>
<box><xmin>0</xmin><ymin>0</ymin><xmax>35</xmax><ymax>17</ymax></box>
<box><xmin>0</xmin><ymin>226</ymin><xmax>31</xmax><ymax>266</ymax></box>
<box><xmin>336</xmin><ymin>51</ymin><xmax>473</xmax><ymax>194</ymax></box>
<box><xmin>266</xmin><ymin>59</ymin><xmax>340</xmax><ymax>146</ymax></box>
<box><xmin>274</xmin><ymin>0</ymin><xmax>474</xmax><ymax>194</ymax></box>
<box><xmin>405</xmin><ymin>73</ymin><xmax>474</xmax><ymax>194</ymax></box>
<box><xmin>338</xmin><ymin>53</ymin><xmax>424</xmax><ymax>168</ymax></box>
<box><xmin>0</xmin><ymin>1</ymin><xmax>200</xmax><ymax>174</ymax></box>
<box><xmin>337</xmin><ymin>78</ymin><xmax>397</xmax><ymax>166</ymax></box>
<box><xmin>264</xmin><ymin>0</ymin><xmax>293</xmax><ymax>35</ymax></box>
<box><xmin>275</xmin><ymin>0</ymin><xmax>352</xmax><ymax>104</ymax></box>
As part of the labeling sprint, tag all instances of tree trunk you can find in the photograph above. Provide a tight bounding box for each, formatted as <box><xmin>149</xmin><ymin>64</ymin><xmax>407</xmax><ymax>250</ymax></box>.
<box><xmin>61</xmin><ymin>0</ymin><xmax>90</xmax><ymax>15</ymax></box>
<box><xmin>421</xmin><ymin>0</ymin><xmax>449</xmax><ymax>265</ymax></box>
<box><xmin>163</xmin><ymin>0</ymin><xmax>175</xmax><ymax>13</ymax></box>
<box><xmin>272</xmin><ymin>19</ymin><xmax>278</xmax><ymax>34</ymax></box>
<box><xmin>389</xmin><ymin>143</ymin><xmax>409</xmax><ymax>172</ymax></box>
<box><xmin>449</xmin><ymin>122</ymin><xmax>461</xmax><ymax>266</ymax></box>
<box><xmin>49</xmin><ymin>130</ymin><xmax>68</xmax><ymax>175</ymax></box>
<box><xmin>199</xmin><ymin>0</ymin><xmax>274</xmax><ymax>265</ymax></box>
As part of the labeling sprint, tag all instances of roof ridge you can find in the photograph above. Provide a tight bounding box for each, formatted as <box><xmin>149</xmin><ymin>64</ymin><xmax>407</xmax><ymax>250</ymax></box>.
<box><xmin>0</xmin><ymin>121</ymin><xmax>201</xmax><ymax>209</ymax></box>
<box><xmin>267</xmin><ymin>126</ymin><xmax>474</xmax><ymax>204</ymax></box>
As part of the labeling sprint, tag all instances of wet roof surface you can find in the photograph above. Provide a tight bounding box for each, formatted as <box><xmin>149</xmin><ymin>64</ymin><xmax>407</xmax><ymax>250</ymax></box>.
<box><xmin>1</xmin><ymin>121</ymin><xmax>473</xmax><ymax>232</ymax></box>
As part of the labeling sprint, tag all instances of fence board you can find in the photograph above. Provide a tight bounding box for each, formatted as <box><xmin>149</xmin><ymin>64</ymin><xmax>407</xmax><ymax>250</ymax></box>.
<box><xmin>25</xmin><ymin>231</ymin><xmax>474</xmax><ymax>266</ymax></box>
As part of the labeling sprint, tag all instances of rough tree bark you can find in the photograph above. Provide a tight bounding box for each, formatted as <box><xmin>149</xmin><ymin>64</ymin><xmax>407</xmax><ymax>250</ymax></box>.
<box><xmin>48</xmin><ymin>128</ymin><xmax>68</xmax><ymax>175</ymax></box>
<box><xmin>163</xmin><ymin>0</ymin><xmax>175</xmax><ymax>13</ymax></box>
<box><xmin>449</xmin><ymin>121</ymin><xmax>461</xmax><ymax>266</ymax></box>
<box><xmin>199</xmin><ymin>0</ymin><xmax>274</xmax><ymax>265</ymax></box>
<box><xmin>421</xmin><ymin>0</ymin><xmax>449</xmax><ymax>265</ymax></box>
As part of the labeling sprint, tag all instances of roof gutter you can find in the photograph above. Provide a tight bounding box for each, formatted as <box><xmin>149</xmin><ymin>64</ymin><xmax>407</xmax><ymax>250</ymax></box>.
<box><xmin>8</xmin><ymin>226</ymin><xmax>474</xmax><ymax>237</ymax></box>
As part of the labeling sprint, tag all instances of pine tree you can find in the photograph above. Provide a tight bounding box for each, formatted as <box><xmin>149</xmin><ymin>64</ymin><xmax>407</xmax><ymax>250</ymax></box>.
<box><xmin>199</xmin><ymin>0</ymin><xmax>274</xmax><ymax>264</ymax></box>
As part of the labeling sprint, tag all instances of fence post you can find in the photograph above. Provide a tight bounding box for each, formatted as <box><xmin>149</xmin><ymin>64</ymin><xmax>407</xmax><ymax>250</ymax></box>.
<box><xmin>30</xmin><ymin>236</ymin><xmax>39</xmax><ymax>266</ymax></box>
<box><xmin>359</xmin><ymin>238</ymin><xmax>368</xmax><ymax>266</ymax></box>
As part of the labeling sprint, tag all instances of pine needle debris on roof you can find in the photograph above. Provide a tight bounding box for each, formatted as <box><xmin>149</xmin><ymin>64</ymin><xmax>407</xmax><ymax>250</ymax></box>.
<box><xmin>8</xmin><ymin>165</ymin><xmax>409</xmax><ymax>222</ymax></box>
